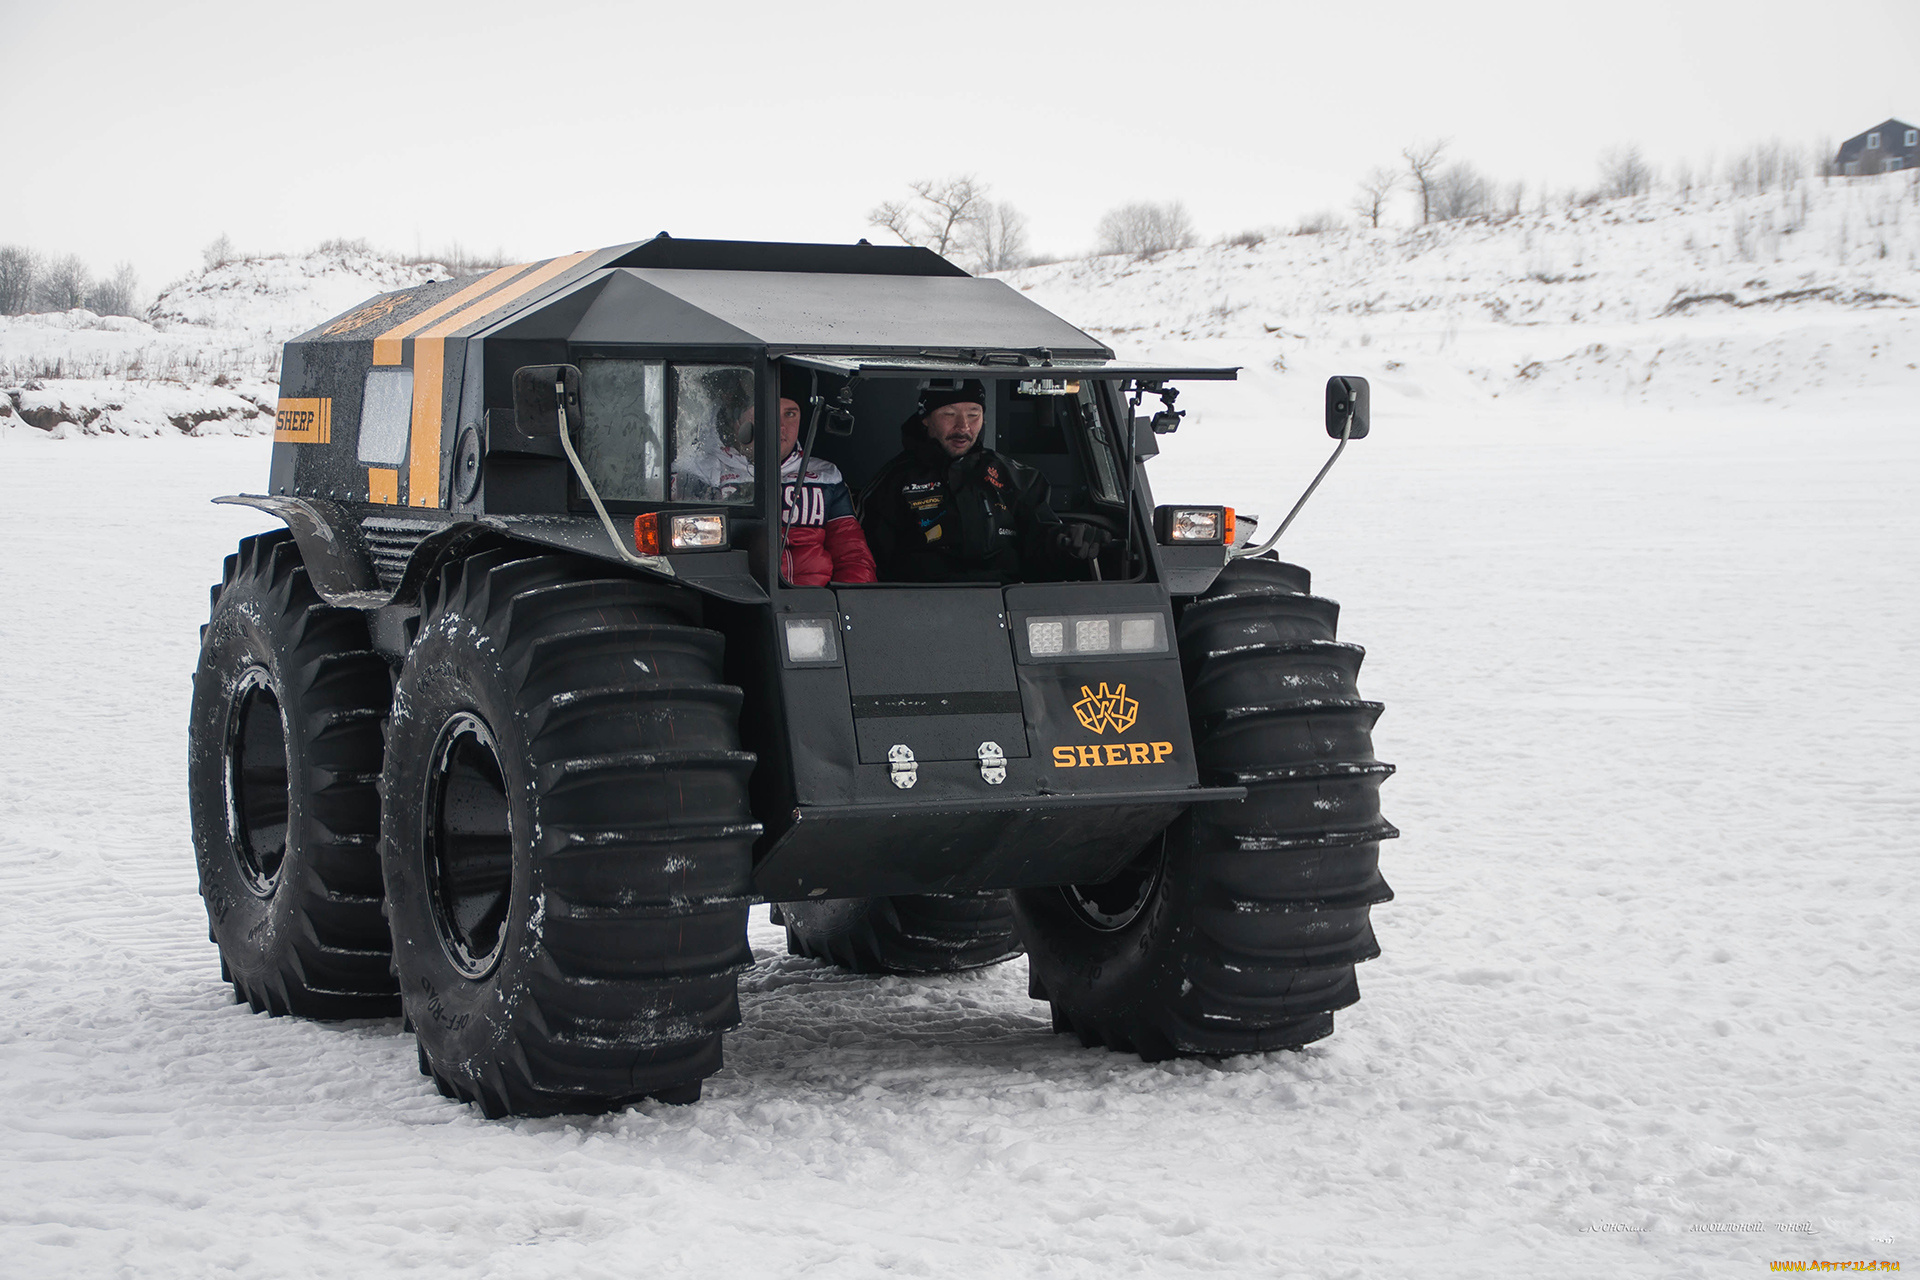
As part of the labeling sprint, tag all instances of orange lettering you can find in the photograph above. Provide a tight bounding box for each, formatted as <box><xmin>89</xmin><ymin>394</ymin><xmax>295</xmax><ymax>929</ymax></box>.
<box><xmin>1128</xmin><ymin>742</ymin><xmax>1151</xmax><ymax>764</ymax></box>
<box><xmin>1052</xmin><ymin>746</ymin><xmax>1076</xmax><ymax>768</ymax></box>
<box><xmin>1151</xmin><ymin>742</ymin><xmax>1173</xmax><ymax>764</ymax></box>
<box><xmin>1104</xmin><ymin>744</ymin><xmax>1128</xmax><ymax>766</ymax></box>
<box><xmin>1077</xmin><ymin>745</ymin><xmax>1101</xmax><ymax>767</ymax></box>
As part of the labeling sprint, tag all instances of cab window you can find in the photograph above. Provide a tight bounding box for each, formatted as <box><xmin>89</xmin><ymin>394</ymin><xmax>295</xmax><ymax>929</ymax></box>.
<box><xmin>668</xmin><ymin>364</ymin><xmax>756</xmax><ymax>505</ymax></box>
<box><xmin>576</xmin><ymin>359</ymin><xmax>665</xmax><ymax>502</ymax></box>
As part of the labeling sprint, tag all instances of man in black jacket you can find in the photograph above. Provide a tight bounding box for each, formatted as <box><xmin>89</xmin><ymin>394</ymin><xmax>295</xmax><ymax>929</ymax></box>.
<box><xmin>860</xmin><ymin>380</ymin><xmax>1104</xmax><ymax>583</ymax></box>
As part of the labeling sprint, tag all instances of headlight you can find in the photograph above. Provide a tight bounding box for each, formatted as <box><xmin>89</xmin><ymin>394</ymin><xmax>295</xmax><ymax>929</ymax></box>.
<box><xmin>1023</xmin><ymin>613</ymin><xmax>1166</xmax><ymax>660</ymax></box>
<box><xmin>1154</xmin><ymin>505</ymin><xmax>1235</xmax><ymax>545</ymax></box>
<box><xmin>780</xmin><ymin>616</ymin><xmax>840</xmax><ymax>665</ymax></box>
<box><xmin>633</xmin><ymin>511</ymin><xmax>728</xmax><ymax>554</ymax></box>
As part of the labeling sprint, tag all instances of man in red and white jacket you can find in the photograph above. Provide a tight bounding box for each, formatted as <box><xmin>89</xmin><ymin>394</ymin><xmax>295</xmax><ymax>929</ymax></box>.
<box><xmin>773</xmin><ymin>383</ymin><xmax>875</xmax><ymax>586</ymax></box>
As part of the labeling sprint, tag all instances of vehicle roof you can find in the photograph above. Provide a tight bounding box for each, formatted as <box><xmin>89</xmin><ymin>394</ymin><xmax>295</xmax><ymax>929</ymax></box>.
<box><xmin>291</xmin><ymin>235</ymin><xmax>1112</xmax><ymax>358</ymax></box>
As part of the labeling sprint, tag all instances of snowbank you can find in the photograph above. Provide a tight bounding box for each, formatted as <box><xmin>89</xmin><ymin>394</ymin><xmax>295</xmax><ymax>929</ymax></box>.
<box><xmin>1004</xmin><ymin>176</ymin><xmax>1920</xmax><ymax>411</ymax></box>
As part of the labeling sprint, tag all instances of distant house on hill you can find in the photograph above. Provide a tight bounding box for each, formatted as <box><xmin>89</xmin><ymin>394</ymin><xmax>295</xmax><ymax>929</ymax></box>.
<box><xmin>1835</xmin><ymin>119</ymin><xmax>1919</xmax><ymax>175</ymax></box>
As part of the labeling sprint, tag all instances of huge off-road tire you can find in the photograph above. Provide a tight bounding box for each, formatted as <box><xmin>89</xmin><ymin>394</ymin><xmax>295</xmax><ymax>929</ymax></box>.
<box><xmin>188</xmin><ymin>530</ymin><xmax>397</xmax><ymax>1018</ymax></box>
<box><xmin>773</xmin><ymin>891</ymin><xmax>1023</xmax><ymax>974</ymax></box>
<box><xmin>1013</xmin><ymin>556</ymin><xmax>1395</xmax><ymax>1060</ymax></box>
<box><xmin>381</xmin><ymin>550</ymin><xmax>756</xmax><ymax>1116</ymax></box>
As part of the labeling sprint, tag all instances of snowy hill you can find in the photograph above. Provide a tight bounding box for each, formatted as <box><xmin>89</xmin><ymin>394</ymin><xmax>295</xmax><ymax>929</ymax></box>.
<box><xmin>5</xmin><ymin>176</ymin><xmax>1917</xmax><ymax>439</ymax></box>
<box><xmin>1004</xmin><ymin>175</ymin><xmax>1920</xmax><ymax>415</ymax></box>
<box><xmin>0</xmin><ymin>249</ymin><xmax>449</xmax><ymax>438</ymax></box>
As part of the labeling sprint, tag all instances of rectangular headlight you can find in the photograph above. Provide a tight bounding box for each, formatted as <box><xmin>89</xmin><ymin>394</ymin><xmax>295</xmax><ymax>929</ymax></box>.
<box><xmin>1025</xmin><ymin>613</ymin><xmax>1165</xmax><ymax>660</ymax></box>
<box><xmin>781</xmin><ymin>616</ymin><xmax>839</xmax><ymax>665</ymax></box>
<box><xmin>1119</xmin><ymin>617</ymin><xmax>1159</xmax><ymax>651</ymax></box>
<box><xmin>1154</xmin><ymin>505</ymin><xmax>1234</xmax><ymax>545</ymax></box>
<box><xmin>669</xmin><ymin>512</ymin><xmax>727</xmax><ymax>549</ymax></box>
<box><xmin>1074</xmin><ymin>618</ymin><xmax>1112</xmax><ymax>653</ymax></box>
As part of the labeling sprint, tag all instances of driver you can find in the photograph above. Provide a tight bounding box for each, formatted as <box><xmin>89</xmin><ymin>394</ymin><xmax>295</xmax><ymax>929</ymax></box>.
<box><xmin>860</xmin><ymin>379</ymin><xmax>1106</xmax><ymax>583</ymax></box>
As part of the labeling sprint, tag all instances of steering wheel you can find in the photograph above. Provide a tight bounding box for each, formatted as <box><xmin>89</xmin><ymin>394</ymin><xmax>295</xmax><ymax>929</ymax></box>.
<box><xmin>1051</xmin><ymin>510</ymin><xmax>1126</xmax><ymax>576</ymax></box>
<box><xmin>1052</xmin><ymin>511</ymin><xmax>1125</xmax><ymax>537</ymax></box>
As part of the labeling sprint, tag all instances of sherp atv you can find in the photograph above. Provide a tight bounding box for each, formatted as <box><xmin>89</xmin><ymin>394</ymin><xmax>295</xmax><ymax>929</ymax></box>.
<box><xmin>188</xmin><ymin>236</ymin><xmax>1394</xmax><ymax>1116</ymax></box>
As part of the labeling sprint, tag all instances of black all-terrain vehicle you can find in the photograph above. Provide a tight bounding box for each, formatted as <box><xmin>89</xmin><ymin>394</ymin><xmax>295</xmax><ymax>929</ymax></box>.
<box><xmin>188</xmin><ymin>236</ymin><xmax>1394</xmax><ymax>1116</ymax></box>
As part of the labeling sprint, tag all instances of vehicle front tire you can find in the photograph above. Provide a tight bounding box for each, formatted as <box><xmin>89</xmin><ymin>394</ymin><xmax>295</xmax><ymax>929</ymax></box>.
<box><xmin>381</xmin><ymin>550</ymin><xmax>756</xmax><ymax>1116</ymax></box>
<box><xmin>1013</xmin><ymin>555</ymin><xmax>1396</xmax><ymax>1060</ymax></box>
<box><xmin>773</xmin><ymin>891</ymin><xmax>1023</xmax><ymax>974</ymax></box>
<box><xmin>187</xmin><ymin>530</ymin><xmax>396</xmax><ymax>1018</ymax></box>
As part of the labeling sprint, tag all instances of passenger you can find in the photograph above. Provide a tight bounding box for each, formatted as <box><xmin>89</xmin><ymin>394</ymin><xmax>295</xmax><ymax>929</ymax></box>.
<box><xmin>777</xmin><ymin>370</ymin><xmax>875</xmax><ymax>586</ymax></box>
<box><xmin>860</xmin><ymin>379</ymin><xmax>1106</xmax><ymax>583</ymax></box>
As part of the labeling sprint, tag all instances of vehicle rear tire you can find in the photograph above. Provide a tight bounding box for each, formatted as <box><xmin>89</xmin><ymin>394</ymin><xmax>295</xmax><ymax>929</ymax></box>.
<box><xmin>774</xmin><ymin>891</ymin><xmax>1023</xmax><ymax>974</ymax></box>
<box><xmin>187</xmin><ymin>530</ymin><xmax>396</xmax><ymax>1018</ymax></box>
<box><xmin>380</xmin><ymin>550</ymin><xmax>756</xmax><ymax>1116</ymax></box>
<box><xmin>1013</xmin><ymin>555</ymin><xmax>1395</xmax><ymax>1060</ymax></box>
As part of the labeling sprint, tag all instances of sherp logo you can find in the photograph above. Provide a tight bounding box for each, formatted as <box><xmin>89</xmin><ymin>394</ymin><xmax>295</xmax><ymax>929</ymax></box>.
<box><xmin>1072</xmin><ymin>682</ymin><xmax>1138</xmax><ymax>735</ymax></box>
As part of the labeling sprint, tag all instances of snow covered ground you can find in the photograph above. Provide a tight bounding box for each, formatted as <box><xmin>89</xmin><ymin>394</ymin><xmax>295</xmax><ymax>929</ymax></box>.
<box><xmin>3</xmin><ymin>185</ymin><xmax>1917</xmax><ymax>1274</ymax></box>
<box><xmin>3</xmin><ymin>390</ymin><xmax>1915</xmax><ymax>1275</ymax></box>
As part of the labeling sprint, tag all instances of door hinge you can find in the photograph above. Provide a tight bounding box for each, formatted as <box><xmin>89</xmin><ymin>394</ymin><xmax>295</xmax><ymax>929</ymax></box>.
<box><xmin>977</xmin><ymin>741</ymin><xmax>1007</xmax><ymax>785</ymax></box>
<box><xmin>888</xmin><ymin>744</ymin><xmax>918</xmax><ymax>789</ymax></box>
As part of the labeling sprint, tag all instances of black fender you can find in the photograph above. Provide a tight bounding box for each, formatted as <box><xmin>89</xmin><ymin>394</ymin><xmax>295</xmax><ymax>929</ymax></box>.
<box><xmin>214</xmin><ymin>496</ymin><xmax>767</xmax><ymax>608</ymax></box>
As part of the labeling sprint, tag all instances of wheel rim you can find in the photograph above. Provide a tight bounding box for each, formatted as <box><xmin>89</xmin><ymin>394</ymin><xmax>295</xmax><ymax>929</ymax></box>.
<box><xmin>1062</xmin><ymin>831</ymin><xmax>1167</xmax><ymax>932</ymax></box>
<box><xmin>225</xmin><ymin>667</ymin><xmax>289</xmax><ymax>896</ymax></box>
<box><xmin>425</xmin><ymin>712</ymin><xmax>514</xmax><ymax>979</ymax></box>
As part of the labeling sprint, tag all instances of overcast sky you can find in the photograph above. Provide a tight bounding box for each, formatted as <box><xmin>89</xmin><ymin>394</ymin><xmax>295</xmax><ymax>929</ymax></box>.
<box><xmin>4</xmin><ymin>0</ymin><xmax>1915</xmax><ymax>297</ymax></box>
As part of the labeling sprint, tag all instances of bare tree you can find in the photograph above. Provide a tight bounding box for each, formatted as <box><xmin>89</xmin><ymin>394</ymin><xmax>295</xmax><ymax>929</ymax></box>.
<box><xmin>869</xmin><ymin>175</ymin><xmax>989</xmax><ymax>260</ymax></box>
<box><xmin>0</xmin><ymin>245</ymin><xmax>36</xmax><ymax>315</ymax></box>
<box><xmin>33</xmin><ymin>254</ymin><xmax>91</xmax><ymax>311</ymax></box>
<box><xmin>1432</xmin><ymin>162</ymin><xmax>1491</xmax><ymax>221</ymax></box>
<box><xmin>1598</xmin><ymin>144</ymin><xmax>1653</xmax><ymax>200</ymax></box>
<box><xmin>975</xmin><ymin>200</ymin><xmax>1030</xmax><ymax>272</ymax></box>
<box><xmin>1095</xmin><ymin>201</ymin><xmax>1197</xmax><ymax>259</ymax></box>
<box><xmin>85</xmin><ymin>262</ymin><xmax>140</xmax><ymax>317</ymax></box>
<box><xmin>1352</xmin><ymin>166</ymin><xmax>1398</xmax><ymax>229</ymax></box>
<box><xmin>1815</xmin><ymin>136</ymin><xmax>1837</xmax><ymax>181</ymax></box>
<box><xmin>1402</xmin><ymin>139</ymin><xmax>1449</xmax><ymax>225</ymax></box>
<box><xmin>202</xmin><ymin>233</ymin><xmax>235</xmax><ymax>270</ymax></box>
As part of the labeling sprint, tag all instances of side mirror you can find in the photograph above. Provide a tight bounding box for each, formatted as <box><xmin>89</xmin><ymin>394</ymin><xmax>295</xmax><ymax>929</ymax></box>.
<box><xmin>1133</xmin><ymin>415</ymin><xmax>1160</xmax><ymax>460</ymax></box>
<box><xmin>513</xmin><ymin>363</ymin><xmax>583</xmax><ymax>438</ymax></box>
<box><xmin>1325</xmin><ymin>375</ymin><xmax>1370</xmax><ymax>439</ymax></box>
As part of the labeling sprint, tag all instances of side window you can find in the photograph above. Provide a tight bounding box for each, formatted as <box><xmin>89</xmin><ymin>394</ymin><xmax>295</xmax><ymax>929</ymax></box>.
<box><xmin>357</xmin><ymin>367</ymin><xmax>413</xmax><ymax>466</ymax></box>
<box><xmin>669</xmin><ymin>365</ymin><xmax>756</xmax><ymax>505</ymax></box>
<box><xmin>577</xmin><ymin>359</ymin><xmax>664</xmax><ymax>502</ymax></box>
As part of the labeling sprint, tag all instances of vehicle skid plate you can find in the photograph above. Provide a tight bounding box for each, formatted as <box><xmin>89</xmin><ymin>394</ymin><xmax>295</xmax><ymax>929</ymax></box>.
<box><xmin>751</xmin><ymin>785</ymin><xmax>1245</xmax><ymax>901</ymax></box>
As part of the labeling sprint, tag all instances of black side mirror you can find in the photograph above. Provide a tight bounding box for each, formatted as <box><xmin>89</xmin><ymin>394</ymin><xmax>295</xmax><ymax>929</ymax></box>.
<box><xmin>1325</xmin><ymin>376</ymin><xmax>1370</xmax><ymax>439</ymax></box>
<box><xmin>1133</xmin><ymin>415</ymin><xmax>1160</xmax><ymax>460</ymax></box>
<box><xmin>513</xmin><ymin>364</ymin><xmax>583</xmax><ymax>438</ymax></box>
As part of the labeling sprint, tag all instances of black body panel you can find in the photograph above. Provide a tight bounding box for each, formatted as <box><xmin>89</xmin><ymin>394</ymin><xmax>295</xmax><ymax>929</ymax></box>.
<box><xmin>750</xmin><ymin>790</ymin><xmax>1240</xmax><ymax>901</ymax></box>
<box><xmin>838</xmin><ymin>587</ymin><xmax>1026</xmax><ymax>763</ymax></box>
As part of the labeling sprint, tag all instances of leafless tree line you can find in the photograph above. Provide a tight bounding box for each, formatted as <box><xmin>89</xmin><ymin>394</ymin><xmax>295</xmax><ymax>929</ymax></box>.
<box><xmin>0</xmin><ymin>246</ymin><xmax>140</xmax><ymax>317</ymax></box>
<box><xmin>873</xmin><ymin>176</ymin><xmax>1205</xmax><ymax>266</ymax></box>
<box><xmin>870</xmin><ymin>176</ymin><xmax>1032</xmax><ymax>272</ymax></box>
